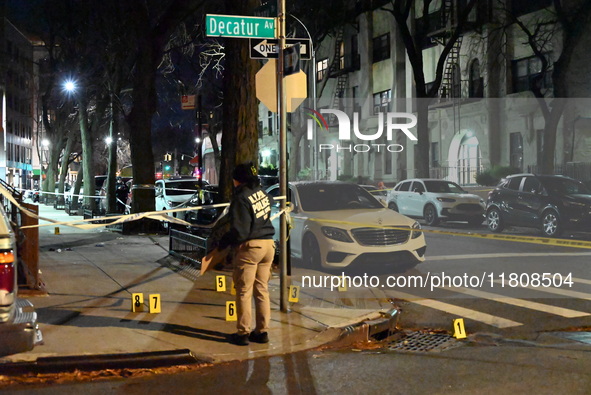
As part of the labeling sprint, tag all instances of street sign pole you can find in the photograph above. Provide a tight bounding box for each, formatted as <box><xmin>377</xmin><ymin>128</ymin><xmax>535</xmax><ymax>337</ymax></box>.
<box><xmin>278</xmin><ymin>0</ymin><xmax>289</xmax><ymax>313</ymax></box>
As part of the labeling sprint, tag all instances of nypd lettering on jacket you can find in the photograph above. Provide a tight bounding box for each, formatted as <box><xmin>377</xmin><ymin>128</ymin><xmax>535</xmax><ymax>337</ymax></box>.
<box><xmin>248</xmin><ymin>190</ymin><xmax>271</xmax><ymax>220</ymax></box>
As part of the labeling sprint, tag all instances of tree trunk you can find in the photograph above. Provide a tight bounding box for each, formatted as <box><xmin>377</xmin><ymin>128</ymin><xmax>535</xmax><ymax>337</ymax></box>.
<box><xmin>106</xmin><ymin>97</ymin><xmax>119</xmax><ymax>213</ymax></box>
<box><xmin>78</xmin><ymin>97</ymin><xmax>96</xmax><ymax>211</ymax></box>
<box><xmin>219</xmin><ymin>0</ymin><xmax>260</xmax><ymax>202</ymax></box>
<box><xmin>414</xmin><ymin>99</ymin><xmax>431</xmax><ymax>178</ymax></box>
<box><xmin>57</xmin><ymin>135</ymin><xmax>74</xmax><ymax>205</ymax></box>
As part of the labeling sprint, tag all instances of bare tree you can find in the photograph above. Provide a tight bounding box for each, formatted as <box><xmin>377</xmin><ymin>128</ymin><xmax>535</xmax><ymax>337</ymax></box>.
<box><xmin>383</xmin><ymin>0</ymin><xmax>477</xmax><ymax>178</ymax></box>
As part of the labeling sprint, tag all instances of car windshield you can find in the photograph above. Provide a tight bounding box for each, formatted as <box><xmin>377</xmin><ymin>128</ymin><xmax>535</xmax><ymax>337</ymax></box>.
<box><xmin>540</xmin><ymin>177</ymin><xmax>591</xmax><ymax>195</ymax></box>
<box><xmin>297</xmin><ymin>183</ymin><xmax>383</xmax><ymax>211</ymax></box>
<box><xmin>423</xmin><ymin>180</ymin><xmax>465</xmax><ymax>193</ymax></box>
<box><xmin>165</xmin><ymin>181</ymin><xmax>201</xmax><ymax>195</ymax></box>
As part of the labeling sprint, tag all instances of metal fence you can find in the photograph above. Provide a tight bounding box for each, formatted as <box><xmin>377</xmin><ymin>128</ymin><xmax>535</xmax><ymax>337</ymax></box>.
<box><xmin>169</xmin><ymin>228</ymin><xmax>211</xmax><ymax>268</ymax></box>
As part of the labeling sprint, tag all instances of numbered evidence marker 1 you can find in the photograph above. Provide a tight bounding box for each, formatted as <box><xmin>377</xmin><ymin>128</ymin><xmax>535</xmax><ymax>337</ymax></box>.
<box><xmin>226</xmin><ymin>301</ymin><xmax>237</xmax><ymax>321</ymax></box>
<box><xmin>149</xmin><ymin>294</ymin><xmax>161</xmax><ymax>314</ymax></box>
<box><xmin>216</xmin><ymin>275</ymin><xmax>227</xmax><ymax>292</ymax></box>
<box><xmin>131</xmin><ymin>293</ymin><xmax>144</xmax><ymax>312</ymax></box>
<box><xmin>338</xmin><ymin>276</ymin><xmax>348</xmax><ymax>292</ymax></box>
<box><xmin>453</xmin><ymin>318</ymin><xmax>467</xmax><ymax>339</ymax></box>
<box><xmin>288</xmin><ymin>285</ymin><xmax>300</xmax><ymax>303</ymax></box>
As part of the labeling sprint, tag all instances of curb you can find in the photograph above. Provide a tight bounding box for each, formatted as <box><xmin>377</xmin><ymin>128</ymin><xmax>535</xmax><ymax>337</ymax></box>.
<box><xmin>331</xmin><ymin>308</ymin><xmax>400</xmax><ymax>346</ymax></box>
<box><xmin>0</xmin><ymin>349</ymin><xmax>209</xmax><ymax>375</ymax></box>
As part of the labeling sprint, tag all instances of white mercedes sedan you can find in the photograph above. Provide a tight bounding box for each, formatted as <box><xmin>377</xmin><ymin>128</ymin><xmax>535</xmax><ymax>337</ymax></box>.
<box><xmin>266</xmin><ymin>181</ymin><xmax>426</xmax><ymax>271</ymax></box>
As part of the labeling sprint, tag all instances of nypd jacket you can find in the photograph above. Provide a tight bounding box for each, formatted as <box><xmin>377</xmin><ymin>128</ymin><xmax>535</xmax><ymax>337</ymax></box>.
<box><xmin>218</xmin><ymin>184</ymin><xmax>275</xmax><ymax>249</ymax></box>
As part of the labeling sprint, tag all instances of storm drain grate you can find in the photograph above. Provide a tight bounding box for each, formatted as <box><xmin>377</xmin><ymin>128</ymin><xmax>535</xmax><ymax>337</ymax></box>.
<box><xmin>388</xmin><ymin>332</ymin><xmax>460</xmax><ymax>353</ymax></box>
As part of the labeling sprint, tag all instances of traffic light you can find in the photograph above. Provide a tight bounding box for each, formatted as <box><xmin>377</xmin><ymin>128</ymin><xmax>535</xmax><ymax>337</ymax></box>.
<box><xmin>163</xmin><ymin>160</ymin><xmax>172</xmax><ymax>178</ymax></box>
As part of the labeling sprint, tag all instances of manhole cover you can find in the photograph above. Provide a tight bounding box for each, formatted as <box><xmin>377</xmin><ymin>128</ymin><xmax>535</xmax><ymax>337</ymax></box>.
<box><xmin>388</xmin><ymin>332</ymin><xmax>460</xmax><ymax>352</ymax></box>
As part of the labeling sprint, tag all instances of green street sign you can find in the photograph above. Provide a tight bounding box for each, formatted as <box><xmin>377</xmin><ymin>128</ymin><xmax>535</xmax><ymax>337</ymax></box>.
<box><xmin>206</xmin><ymin>14</ymin><xmax>276</xmax><ymax>39</ymax></box>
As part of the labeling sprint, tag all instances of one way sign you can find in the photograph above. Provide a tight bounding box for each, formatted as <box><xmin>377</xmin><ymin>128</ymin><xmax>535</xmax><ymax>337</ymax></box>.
<box><xmin>250</xmin><ymin>38</ymin><xmax>311</xmax><ymax>60</ymax></box>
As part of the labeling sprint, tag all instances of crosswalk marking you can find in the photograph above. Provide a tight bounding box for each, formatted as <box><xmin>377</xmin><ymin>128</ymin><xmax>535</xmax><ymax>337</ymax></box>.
<box><xmin>572</xmin><ymin>277</ymin><xmax>591</xmax><ymax>286</ymax></box>
<box><xmin>493</xmin><ymin>280</ymin><xmax>591</xmax><ymax>300</ymax></box>
<box><xmin>443</xmin><ymin>286</ymin><xmax>589</xmax><ymax>318</ymax></box>
<box><xmin>390</xmin><ymin>290</ymin><xmax>523</xmax><ymax>328</ymax></box>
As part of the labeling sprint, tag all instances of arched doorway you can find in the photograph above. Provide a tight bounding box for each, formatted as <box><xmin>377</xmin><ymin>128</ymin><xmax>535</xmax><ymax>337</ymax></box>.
<box><xmin>447</xmin><ymin>130</ymin><xmax>482</xmax><ymax>185</ymax></box>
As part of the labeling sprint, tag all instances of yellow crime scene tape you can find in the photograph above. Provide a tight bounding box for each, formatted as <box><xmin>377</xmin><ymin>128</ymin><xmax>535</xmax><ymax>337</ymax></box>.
<box><xmin>1</xmin><ymin>183</ymin><xmax>289</xmax><ymax>231</ymax></box>
<box><xmin>5</xmin><ymin>183</ymin><xmax>588</xmax><ymax>250</ymax></box>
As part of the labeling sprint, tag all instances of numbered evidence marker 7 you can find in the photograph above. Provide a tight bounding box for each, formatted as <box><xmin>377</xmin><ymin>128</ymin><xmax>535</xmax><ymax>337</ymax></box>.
<box><xmin>288</xmin><ymin>285</ymin><xmax>300</xmax><ymax>303</ymax></box>
<box><xmin>453</xmin><ymin>318</ymin><xmax>467</xmax><ymax>339</ymax></box>
<box><xmin>149</xmin><ymin>294</ymin><xmax>161</xmax><ymax>314</ymax></box>
<box><xmin>216</xmin><ymin>275</ymin><xmax>227</xmax><ymax>292</ymax></box>
<box><xmin>226</xmin><ymin>301</ymin><xmax>237</xmax><ymax>321</ymax></box>
<box><xmin>131</xmin><ymin>293</ymin><xmax>144</xmax><ymax>312</ymax></box>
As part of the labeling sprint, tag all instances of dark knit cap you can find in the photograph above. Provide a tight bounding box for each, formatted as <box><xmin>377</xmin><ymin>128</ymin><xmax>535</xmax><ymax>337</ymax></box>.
<box><xmin>232</xmin><ymin>162</ymin><xmax>258</xmax><ymax>184</ymax></box>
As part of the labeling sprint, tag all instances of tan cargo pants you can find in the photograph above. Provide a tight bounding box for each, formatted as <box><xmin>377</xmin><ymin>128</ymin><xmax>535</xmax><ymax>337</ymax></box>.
<box><xmin>232</xmin><ymin>239</ymin><xmax>275</xmax><ymax>336</ymax></box>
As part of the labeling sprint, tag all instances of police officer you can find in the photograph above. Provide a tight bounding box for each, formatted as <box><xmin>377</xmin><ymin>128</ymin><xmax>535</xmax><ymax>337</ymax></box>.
<box><xmin>219</xmin><ymin>162</ymin><xmax>275</xmax><ymax>346</ymax></box>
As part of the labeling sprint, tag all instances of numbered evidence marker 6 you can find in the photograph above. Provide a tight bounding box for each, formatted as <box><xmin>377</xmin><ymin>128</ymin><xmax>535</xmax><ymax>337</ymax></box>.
<box><xmin>149</xmin><ymin>294</ymin><xmax>161</xmax><ymax>314</ymax></box>
<box><xmin>453</xmin><ymin>318</ymin><xmax>467</xmax><ymax>339</ymax></box>
<box><xmin>226</xmin><ymin>301</ymin><xmax>237</xmax><ymax>321</ymax></box>
<box><xmin>131</xmin><ymin>293</ymin><xmax>144</xmax><ymax>312</ymax></box>
<box><xmin>216</xmin><ymin>275</ymin><xmax>227</xmax><ymax>292</ymax></box>
<box><xmin>288</xmin><ymin>285</ymin><xmax>300</xmax><ymax>303</ymax></box>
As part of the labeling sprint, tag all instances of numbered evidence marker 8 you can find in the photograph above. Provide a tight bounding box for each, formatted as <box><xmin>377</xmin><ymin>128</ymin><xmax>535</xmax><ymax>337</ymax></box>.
<box><xmin>226</xmin><ymin>301</ymin><xmax>237</xmax><ymax>321</ymax></box>
<box><xmin>149</xmin><ymin>294</ymin><xmax>161</xmax><ymax>314</ymax></box>
<box><xmin>288</xmin><ymin>285</ymin><xmax>300</xmax><ymax>303</ymax></box>
<box><xmin>131</xmin><ymin>293</ymin><xmax>144</xmax><ymax>312</ymax></box>
<box><xmin>216</xmin><ymin>275</ymin><xmax>226</xmax><ymax>292</ymax></box>
<box><xmin>453</xmin><ymin>318</ymin><xmax>467</xmax><ymax>339</ymax></box>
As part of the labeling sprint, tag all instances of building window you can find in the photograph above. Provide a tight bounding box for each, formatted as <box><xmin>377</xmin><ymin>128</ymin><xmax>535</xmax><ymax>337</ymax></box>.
<box><xmin>431</xmin><ymin>142</ymin><xmax>440</xmax><ymax>167</ymax></box>
<box><xmin>372</xmin><ymin>33</ymin><xmax>390</xmax><ymax>63</ymax></box>
<box><xmin>373</xmin><ymin>90</ymin><xmax>391</xmax><ymax>115</ymax></box>
<box><xmin>317</xmin><ymin>58</ymin><xmax>328</xmax><ymax>81</ymax></box>
<box><xmin>338</xmin><ymin>41</ymin><xmax>345</xmax><ymax>70</ymax></box>
<box><xmin>536</xmin><ymin>130</ymin><xmax>544</xmax><ymax>169</ymax></box>
<box><xmin>510</xmin><ymin>132</ymin><xmax>523</xmax><ymax>171</ymax></box>
<box><xmin>469</xmin><ymin>59</ymin><xmax>483</xmax><ymax>98</ymax></box>
<box><xmin>451</xmin><ymin>64</ymin><xmax>461</xmax><ymax>98</ymax></box>
<box><xmin>511</xmin><ymin>0</ymin><xmax>552</xmax><ymax>17</ymax></box>
<box><xmin>512</xmin><ymin>55</ymin><xmax>552</xmax><ymax>93</ymax></box>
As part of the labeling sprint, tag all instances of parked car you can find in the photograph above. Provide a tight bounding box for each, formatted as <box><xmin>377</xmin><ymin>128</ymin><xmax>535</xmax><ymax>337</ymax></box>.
<box><xmin>486</xmin><ymin>174</ymin><xmax>591</xmax><ymax>237</ymax></box>
<box><xmin>361</xmin><ymin>185</ymin><xmax>388</xmax><ymax>205</ymax></box>
<box><xmin>177</xmin><ymin>185</ymin><xmax>221</xmax><ymax>226</ymax></box>
<box><xmin>156</xmin><ymin>178</ymin><xmax>209</xmax><ymax>229</ymax></box>
<box><xmin>266</xmin><ymin>181</ymin><xmax>426</xmax><ymax>271</ymax></box>
<box><xmin>0</xmin><ymin>205</ymin><xmax>42</xmax><ymax>356</ymax></box>
<box><xmin>387</xmin><ymin>178</ymin><xmax>485</xmax><ymax>226</ymax></box>
<box><xmin>98</xmin><ymin>177</ymin><xmax>132</xmax><ymax>215</ymax></box>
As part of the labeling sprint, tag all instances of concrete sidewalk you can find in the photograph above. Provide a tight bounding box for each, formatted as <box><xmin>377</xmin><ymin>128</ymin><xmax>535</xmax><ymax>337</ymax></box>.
<box><xmin>0</xmin><ymin>203</ymin><xmax>389</xmax><ymax>369</ymax></box>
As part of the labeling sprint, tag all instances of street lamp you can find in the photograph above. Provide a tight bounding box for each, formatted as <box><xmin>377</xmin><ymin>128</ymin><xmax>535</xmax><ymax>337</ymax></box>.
<box><xmin>63</xmin><ymin>80</ymin><xmax>77</xmax><ymax>94</ymax></box>
<box><xmin>105</xmin><ymin>136</ymin><xmax>113</xmax><ymax>145</ymax></box>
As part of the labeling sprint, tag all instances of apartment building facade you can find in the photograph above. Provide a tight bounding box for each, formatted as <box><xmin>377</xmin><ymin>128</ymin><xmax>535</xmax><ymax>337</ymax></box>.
<box><xmin>1</xmin><ymin>17</ymin><xmax>34</xmax><ymax>190</ymax></box>
<box><xmin>260</xmin><ymin>0</ymin><xmax>591</xmax><ymax>185</ymax></box>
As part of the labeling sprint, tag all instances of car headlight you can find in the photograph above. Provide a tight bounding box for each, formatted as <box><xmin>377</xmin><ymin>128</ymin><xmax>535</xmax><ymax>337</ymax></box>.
<box><xmin>436</xmin><ymin>197</ymin><xmax>456</xmax><ymax>203</ymax></box>
<box><xmin>321</xmin><ymin>226</ymin><xmax>353</xmax><ymax>243</ymax></box>
<box><xmin>167</xmin><ymin>200</ymin><xmax>180</xmax><ymax>208</ymax></box>
<box><xmin>411</xmin><ymin>221</ymin><xmax>422</xmax><ymax>239</ymax></box>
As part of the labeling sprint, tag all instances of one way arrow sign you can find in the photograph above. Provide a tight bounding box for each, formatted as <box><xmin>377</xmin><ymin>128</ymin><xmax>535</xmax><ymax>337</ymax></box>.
<box><xmin>253</xmin><ymin>39</ymin><xmax>279</xmax><ymax>58</ymax></box>
<box><xmin>249</xmin><ymin>38</ymin><xmax>311</xmax><ymax>60</ymax></box>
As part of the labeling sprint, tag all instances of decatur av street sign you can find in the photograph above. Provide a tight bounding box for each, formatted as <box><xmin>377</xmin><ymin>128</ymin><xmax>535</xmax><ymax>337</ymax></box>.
<box><xmin>206</xmin><ymin>14</ymin><xmax>276</xmax><ymax>39</ymax></box>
